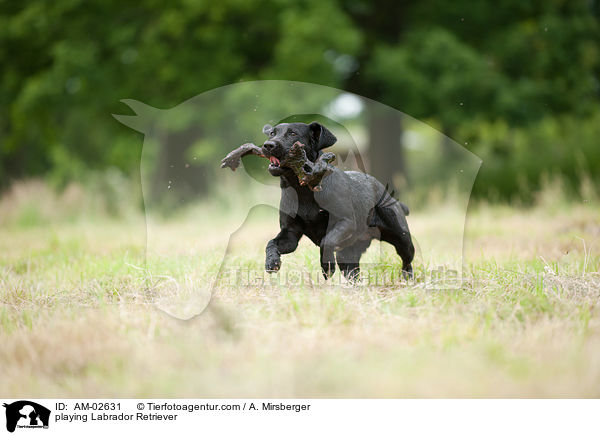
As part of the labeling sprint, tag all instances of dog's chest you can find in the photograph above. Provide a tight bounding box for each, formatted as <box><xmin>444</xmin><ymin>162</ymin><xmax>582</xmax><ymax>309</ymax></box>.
<box><xmin>298</xmin><ymin>201</ymin><xmax>329</xmax><ymax>242</ymax></box>
<box><xmin>281</xmin><ymin>187</ymin><xmax>321</xmax><ymax>219</ymax></box>
<box><xmin>281</xmin><ymin>186</ymin><xmax>328</xmax><ymax>239</ymax></box>
<box><xmin>296</xmin><ymin>200</ymin><xmax>326</xmax><ymax>223</ymax></box>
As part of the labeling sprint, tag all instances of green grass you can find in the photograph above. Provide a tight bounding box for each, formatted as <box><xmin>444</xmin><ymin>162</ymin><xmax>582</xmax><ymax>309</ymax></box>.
<box><xmin>0</xmin><ymin>197</ymin><xmax>599</xmax><ymax>397</ymax></box>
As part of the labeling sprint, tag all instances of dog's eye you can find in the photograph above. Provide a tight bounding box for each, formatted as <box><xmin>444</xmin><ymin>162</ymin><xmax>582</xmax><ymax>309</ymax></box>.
<box><xmin>289</xmin><ymin>131</ymin><xmax>296</xmax><ymax>136</ymax></box>
<box><xmin>270</xmin><ymin>131</ymin><xmax>276</xmax><ymax>137</ymax></box>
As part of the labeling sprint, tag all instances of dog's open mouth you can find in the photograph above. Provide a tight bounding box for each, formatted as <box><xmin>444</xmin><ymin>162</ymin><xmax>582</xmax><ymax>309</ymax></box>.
<box><xmin>269</xmin><ymin>156</ymin><xmax>281</xmax><ymax>169</ymax></box>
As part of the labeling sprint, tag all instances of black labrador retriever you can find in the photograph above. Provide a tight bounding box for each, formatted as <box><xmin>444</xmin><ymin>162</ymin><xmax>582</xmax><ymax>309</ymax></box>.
<box><xmin>260</xmin><ymin>121</ymin><xmax>414</xmax><ymax>281</ymax></box>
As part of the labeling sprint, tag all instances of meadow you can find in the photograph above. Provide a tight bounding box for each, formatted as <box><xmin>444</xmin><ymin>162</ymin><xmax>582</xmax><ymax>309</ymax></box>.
<box><xmin>0</xmin><ymin>180</ymin><xmax>599</xmax><ymax>397</ymax></box>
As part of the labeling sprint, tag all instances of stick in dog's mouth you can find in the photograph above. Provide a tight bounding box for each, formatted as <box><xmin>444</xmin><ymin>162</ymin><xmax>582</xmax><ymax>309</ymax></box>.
<box><xmin>220</xmin><ymin>143</ymin><xmax>265</xmax><ymax>171</ymax></box>
<box><xmin>221</xmin><ymin>141</ymin><xmax>335</xmax><ymax>191</ymax></box>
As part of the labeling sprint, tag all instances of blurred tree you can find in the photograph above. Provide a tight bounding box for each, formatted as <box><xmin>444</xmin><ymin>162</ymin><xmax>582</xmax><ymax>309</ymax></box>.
<box><xmin>0</xmin><ymin>0</ymin><xmax>362</xmax><ymax>195</ymax></box>
<box><xmin>340</xmin><ymin>0</ymin><xmax>409</xmax><ymax>190</ymax></box>
<box><xmin>0</xmin><ymin>0</ymin><xmax>282</xmax><ymax>192</ymax></box>
<box><xmin>365</xmin><ymin>0</ymin><xmax>600</xmax><ymax>194</ymax></box>
<box><xmin>0</xmin><ymin>0</ymin><xmax>599</xmax><ymax>200</ymax></box>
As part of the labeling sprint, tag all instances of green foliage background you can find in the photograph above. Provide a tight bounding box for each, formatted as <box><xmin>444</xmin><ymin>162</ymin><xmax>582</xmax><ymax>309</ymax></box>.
<box><xmin>1</xmin><ymin>0</ymin><xmax>598</xmax><ymax>202</ymax></box>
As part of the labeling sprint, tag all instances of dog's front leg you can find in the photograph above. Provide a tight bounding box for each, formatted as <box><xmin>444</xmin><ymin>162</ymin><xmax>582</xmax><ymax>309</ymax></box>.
<box><xmin>265</xmin><ymin>226</ymin><xmax>303</xmax><ymax>273</ymax></box>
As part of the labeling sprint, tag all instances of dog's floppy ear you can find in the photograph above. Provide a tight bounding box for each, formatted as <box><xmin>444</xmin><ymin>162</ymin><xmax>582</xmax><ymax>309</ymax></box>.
<box><xmin>262</xmin><ymin>124</ymin><xmax>273</xmax><ymax>135</ymax></box>
<box><xmin>309</xmin><ymin>122</ymin><xmax>337</xmax><ymax>151</ymax></box>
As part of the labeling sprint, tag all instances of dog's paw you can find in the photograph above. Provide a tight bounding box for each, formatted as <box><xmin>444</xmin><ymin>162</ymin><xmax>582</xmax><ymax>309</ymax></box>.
<box><xmin>265</xmin><ymin>256</ymin><xmax>281</xmax><ymax>273</ymax></box>
<box><xmin>321</xmin><ymin>261</ymin><xmax>336</xmax><ymax>279</ymax></box>
<box><xmin>341</xmin><ymin>266</ymin><xmax>360</xmax><ymax>282</ymax></box>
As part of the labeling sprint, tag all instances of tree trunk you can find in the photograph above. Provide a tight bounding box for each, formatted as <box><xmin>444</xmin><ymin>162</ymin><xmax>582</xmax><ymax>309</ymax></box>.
<box><xmin>366</xmin><ymin>105</ymin><xmax>406</xmax><ymax>193</ymax></box>
<box><xmin>151</xmin><ymin>127</ymin><xmax>208</xmax><ymax>205</ymax></box>
<box><xmin>340</xmin><ymin>0</ymin><xmax>409</xmax><ymax>193</ymax></box>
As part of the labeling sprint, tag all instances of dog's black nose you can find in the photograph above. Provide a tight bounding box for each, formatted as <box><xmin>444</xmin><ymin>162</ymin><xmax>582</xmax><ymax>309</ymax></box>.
<box><xmin>263</xmin><ymin>142</ymin><xmax>275</xmax><ymax>151</ymax></box>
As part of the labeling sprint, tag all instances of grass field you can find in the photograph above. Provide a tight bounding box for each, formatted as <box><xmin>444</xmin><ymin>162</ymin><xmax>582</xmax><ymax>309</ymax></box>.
<box><xmin>1</xmin><ymin>182</ymin><xmax>599</xmax><ymax>397</ymax></box>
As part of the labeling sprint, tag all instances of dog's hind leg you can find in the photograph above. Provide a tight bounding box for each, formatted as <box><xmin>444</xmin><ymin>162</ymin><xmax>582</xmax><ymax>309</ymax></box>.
<box><xmin>336</xmin><ymin>240</ymin><xmax>371</xmax><ymax>282</ymax></box>
<box><xmin>320</xmin><ymin>245</ymin><xmax>336</xmax><ymax>279</ymax></box>
<box><xmin>383</xmin><ymin>231</ymin><xmax>415</xmax><ymax>279</ymax></box>
<box><xmin>320</xmin><ymin>218</ymin><xmax>356</xmax><ymax>279</ymax></box>
<box><xmin>374</xmin><ymin>203</ymin><xmax>415</xmax><ymax>279</ymax></box>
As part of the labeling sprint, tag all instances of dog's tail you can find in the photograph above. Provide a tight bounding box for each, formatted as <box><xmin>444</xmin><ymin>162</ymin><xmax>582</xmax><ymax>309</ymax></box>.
<box><xmin>376</xmin><ymin>184</ymin><xmax>409</xmax><ymax>215</ymax></box>
<box><xmin>368</xmin><ymin>184</ymin><xmax>410</xmax><ymax>228</ymax></box>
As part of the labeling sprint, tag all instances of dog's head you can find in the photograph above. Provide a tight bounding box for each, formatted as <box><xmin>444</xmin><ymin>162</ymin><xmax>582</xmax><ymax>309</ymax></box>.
<box><xmin>261</xmin><ymin>122</ymin><xmax>337</xmax><ymax>176</ymax></box>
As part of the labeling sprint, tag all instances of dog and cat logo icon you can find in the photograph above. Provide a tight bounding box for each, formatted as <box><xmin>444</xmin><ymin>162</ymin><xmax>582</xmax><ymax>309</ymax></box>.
<box><xmin>3</xmin><ymin>401</ymin><xmax>50</xmax><ymax>432</ymax></box>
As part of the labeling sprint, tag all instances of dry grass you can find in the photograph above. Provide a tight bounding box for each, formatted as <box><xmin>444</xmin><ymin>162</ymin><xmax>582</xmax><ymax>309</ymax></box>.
<box><xmin>0</xmin><ymin>182</ymin><xmax>599</xmax><ymax>397</ymax></box>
